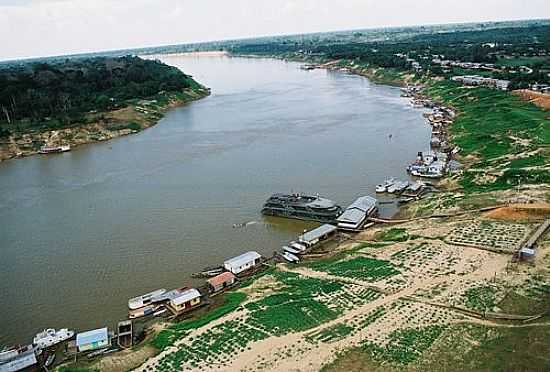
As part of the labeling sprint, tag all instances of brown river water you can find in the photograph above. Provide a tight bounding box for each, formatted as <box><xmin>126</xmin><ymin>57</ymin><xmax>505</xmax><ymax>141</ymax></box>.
<box><xmin>0</xmin><ymin>55</ymin><xmax>431</xmax><ymax>346</ymax></box>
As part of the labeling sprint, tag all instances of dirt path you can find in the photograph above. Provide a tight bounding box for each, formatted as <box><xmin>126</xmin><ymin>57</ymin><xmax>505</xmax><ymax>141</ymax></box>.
<box><xmin>95</xmin><ymin>345</ymin><xmax>158</xmax><ymax>372</ymax></box>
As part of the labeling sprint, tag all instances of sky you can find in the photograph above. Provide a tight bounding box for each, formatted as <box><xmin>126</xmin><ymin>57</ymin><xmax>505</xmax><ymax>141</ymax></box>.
<box><xmin>0</xmin><ymin>0</ymin><xmax>549</xmax><ymax>61</ymax></box>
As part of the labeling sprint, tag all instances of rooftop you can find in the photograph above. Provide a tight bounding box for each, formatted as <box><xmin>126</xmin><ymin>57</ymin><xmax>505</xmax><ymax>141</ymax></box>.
<box><xmin>224</xmin><ymin>251</ymin><xmax>261</xmax><ymax>268</ymax></box>
<box><xmin>207</xmin><ymin>272</ymin><xmax>236</xmax><ymax>287</ymax></box>
<box><xmin>171</xmin><ymin>288</ymin><xmax>201</xmax><ymax>306</ymax></box>
<box><xmin>76</xmin><ymin>327</ymin><xmax>108</xmax><ymax>346</ymax></box>
<box><xmin>299</xmin><ymin>224</ymin><xmax>337</xmax><ymax>243</ymax></box>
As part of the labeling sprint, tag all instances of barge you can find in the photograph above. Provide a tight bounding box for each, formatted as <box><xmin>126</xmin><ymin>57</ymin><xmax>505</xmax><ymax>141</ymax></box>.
<box><xmin>262</xmin><ymin>193</ymin><xmax>342</xmax><ymax>223</ymax></box>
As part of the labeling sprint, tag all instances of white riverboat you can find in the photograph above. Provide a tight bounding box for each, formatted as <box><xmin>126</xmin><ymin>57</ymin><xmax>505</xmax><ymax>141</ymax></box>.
<box><xmin>38</xmin><ymin>145</ymin><xmax>71</xmax><ymax>154</ymax></box>
<box><xmin>375</xmin><ymin>178</ymin><xmax>395</xmax><ymax>193</ymax></box>
<box><xmin>33</xmin><ymin>328</ymin><xmax>75</xmax><ymax>349</ymax></box>
<box><xmin>128</xmin><ymin>288</ymin><xmax>167</xmax><ymax>310</ymax></box>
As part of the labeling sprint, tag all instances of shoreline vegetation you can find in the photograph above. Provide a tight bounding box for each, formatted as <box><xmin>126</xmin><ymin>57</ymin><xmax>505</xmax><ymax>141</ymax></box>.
<box><xmin>56</xmin><ymin>52</ymin><xmax>549</xmax><ymax>371</ymax></box>
<box><xmin>4</xmin><ymin>20</ymin><xmax>547</xmax><ymax>372</ymax></box>
<box><xmin>0</xmin><ymin>56</ymin><xmax>210</xmax><ymax>162</ymax></box>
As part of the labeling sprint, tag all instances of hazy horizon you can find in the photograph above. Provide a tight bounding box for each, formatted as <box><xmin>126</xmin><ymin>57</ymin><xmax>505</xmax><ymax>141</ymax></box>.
<box><xmin>1</xmin><ymin>0</ymin><xmax>550</xmax><ymax>61</ymax></box>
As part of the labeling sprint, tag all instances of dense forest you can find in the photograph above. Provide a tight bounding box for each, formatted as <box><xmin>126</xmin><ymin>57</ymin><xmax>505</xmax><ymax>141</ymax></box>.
<box><xmin>0</xmin><ymin>56</ymin><xmax>198</xmax><ymax>137</ymax></box>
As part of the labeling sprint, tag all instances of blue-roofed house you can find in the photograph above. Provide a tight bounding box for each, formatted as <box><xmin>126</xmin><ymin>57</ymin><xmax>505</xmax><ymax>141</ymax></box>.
<box><xmin>76</xmin><ymin>327</ymin><xmax>110</xmax><ymax>352</ymax></box>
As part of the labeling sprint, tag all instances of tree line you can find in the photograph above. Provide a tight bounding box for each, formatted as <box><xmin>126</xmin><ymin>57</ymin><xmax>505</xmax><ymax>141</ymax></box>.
<box><xmin>0</xmin><ymin>56</ymin><xmax>196</xmax><ymax>136</ymax></box>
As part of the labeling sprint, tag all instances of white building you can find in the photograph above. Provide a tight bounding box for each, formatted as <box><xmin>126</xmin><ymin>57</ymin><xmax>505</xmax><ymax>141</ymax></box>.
<box><xmin>224</xmin><ymin>251</ymin><xmax>261</xmax><ymax>275</ymax></box>
<box><xmin>76</xmin><ymin>328</ymin><xmax>110</xmax><ymax>352</ymax></box>
<box><xmin>298</xmin><ymin>224</ymin><xmax>338</xmax><ymax>246</ymax></box>
<box><xmin>336</xmin><ymin>196</ymin><xmax>378</xmax><ymax>230</ymax></box>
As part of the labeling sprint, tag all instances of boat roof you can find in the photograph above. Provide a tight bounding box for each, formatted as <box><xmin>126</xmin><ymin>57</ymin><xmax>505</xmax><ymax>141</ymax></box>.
<box><xmin>207</xmin><ymin>272</ymin><xmax>236</xmax><ymax>287</ymax></box>
<box><xmin>341</xmin><ymin>196</ymin><xmax>376</xmax><ymax>213</ymax></box>
<box><xmin>224</xmin><ymin>251</ymin><xmax>261</xmax><ymax>268</ymax></box>
<box><xmin>76</xmin><ymin>328</ymin><xmax>108</xmax><ymax>346</ymax></box>
<box><xmin>0</xmin><ymin>350</ymin><xmax>36</xmax><ymax>370</ymax></box>
<box><xmin>158</xmin><ymin>287</ymin><xmax>189</xmax><ymax>301</ymax></box>
<box><xmin>299</xmin><ymin>224</ymin><xmax>337</xmax><ymax>243</ymax></box>
<box><xmin>268</xmin><ymin>193</ymin><xmax>337</xmax><ymax>209</ymax></box>
<box><xmin>128</xmin><ymin>288</ymin><xmax>166</xmax><ymax>303</ymax></box>
<box><xmin>171</xmin><ymin>288</ymin><xmax>201</xmax><ymax>305</ymax></box>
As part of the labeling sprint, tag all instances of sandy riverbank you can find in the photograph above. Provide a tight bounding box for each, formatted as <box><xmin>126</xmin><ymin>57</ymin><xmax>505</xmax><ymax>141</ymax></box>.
<box><xmin>55</xmin><ymin>57</ymin><xmax>550</xmax><ymax>372</ymax></box>
<box><xmin>0</xmin><ymin>87</ymin><xmax>210</xmax><ymax>163</ymax></box>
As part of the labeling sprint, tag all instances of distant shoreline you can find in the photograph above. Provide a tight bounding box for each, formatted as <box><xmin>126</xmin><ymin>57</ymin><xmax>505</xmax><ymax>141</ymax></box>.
<box><xmin>142</xmin><ymin>51</ymin><xmax>229</xmax><ymax>59</ymax></box>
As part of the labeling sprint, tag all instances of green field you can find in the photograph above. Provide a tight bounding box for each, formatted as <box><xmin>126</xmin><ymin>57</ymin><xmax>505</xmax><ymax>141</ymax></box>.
<box><xmin>425</xmin><ymin>80</ymin><xmax>550</xmax><ymax>193</ymax></box>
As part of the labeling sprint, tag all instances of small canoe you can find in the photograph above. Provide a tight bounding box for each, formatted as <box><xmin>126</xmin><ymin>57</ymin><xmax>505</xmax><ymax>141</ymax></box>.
<box><xmin>282</xmin><ymin>252</ymin><xmax>300</xmax><ymax>263</ymax></box>
<box><xmin>45</xmin><ymin>353</ymin><xmax>56</xmax><ymax>368</ymax></box>
<box><xmin>290</xmin><ymin>242</ymin><xmax>307</xmax><ymax>251</ymax></box>
<box><xmin>283</xmin><ymin>245</ymin><xmax>301</xmax><ymax>255</ymax></box>
<box><xmin>129</xmin><ymin>304</ymin><xmax>158</xmax><ymax>319</ymax></box>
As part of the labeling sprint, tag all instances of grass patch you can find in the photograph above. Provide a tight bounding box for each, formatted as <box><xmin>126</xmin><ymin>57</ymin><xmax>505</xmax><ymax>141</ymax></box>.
<box><xmin>307</xmin><ymin>256</ymin><xmax>400</xmax><ymax>282</ymax></box>
<box><xmin>245</xmin><ymin>271</ymin><xmax>343</xmax><ymax>335</ymax></box>
<box><xmin>464</xmin><ymin>286</ymin><xmax>497</xmax><ymax>311</ymax></box>
<box><xmin>362</xmin><ymin>325</ymin><xmax>446</xmax><ymax>365</ymax></box>
<box><xmin>376</xmin><ymin>228</ymin><xmax>409</xmax><ymax>242</ymax></box>
<box><xmin>152</xmin><ymin>292</ymin><xmax>247</xmax><ymax>350</ymax></box>
<box><xmin>414</xmin><ymin>324</ymin><xmax>550</xmax><ymax>372</ymax></box>
<box><xmin>424</xmin><ymin>80</ymin><xmax>549</xmax><ymax>192</ymax></box>
<box><xmin>306</xmin><ymin>323</ymin><xmax>354</xmax><ymax>344</ymax></box>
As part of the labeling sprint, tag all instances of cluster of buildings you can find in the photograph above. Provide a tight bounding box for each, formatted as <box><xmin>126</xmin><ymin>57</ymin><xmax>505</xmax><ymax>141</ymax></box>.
<box><xmin>451</xmin><ymin>75</ymin><xmax>510</xmax><ymax>90</ymax></box>
<box><xmin>431</xmin><ymin>58</ymin><xmax>498</xmax><ymax>72</ymax></box>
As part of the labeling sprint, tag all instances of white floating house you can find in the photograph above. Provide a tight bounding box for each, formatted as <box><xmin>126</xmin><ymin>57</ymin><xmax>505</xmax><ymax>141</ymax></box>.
<box><xmin>336</xmin><ymin>196</ymin><xmax>378</xmax><ymax>230</ymax></box>
<box><xmin>76</xmin><ymin>327</ymin><xmax>110</xmax><ymax>352</ymax></box>
<box><xmin>224</xmin><ymin>251</ymin><xmax>262</xmax><ymax>275</ymax></box>
<box><xmin>298</xmin><ymin>224</ymin><xmax>338</xmax><ymax>247</ymax></box>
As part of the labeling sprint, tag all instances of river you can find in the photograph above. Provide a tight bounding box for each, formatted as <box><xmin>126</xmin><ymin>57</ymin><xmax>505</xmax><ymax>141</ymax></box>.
<box><xmin>0</xmin><ymin>55</ymin><xmax>431</xmax><ymax>346</ymax></box>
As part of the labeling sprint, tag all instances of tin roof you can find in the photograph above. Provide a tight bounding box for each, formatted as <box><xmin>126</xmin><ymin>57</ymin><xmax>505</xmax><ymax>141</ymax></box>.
<box><xmin>207</xmin><ymin>272</ymin><xmax>236</xmax><ymax>287</ymax></box>
<box><xmin>336</xmin><ymin>196</ymin><xmax>377</xmax><ymax>224</ymax></box>
<box><xmin>76</xmin><ymin>328</ymin><xmax>108</xmax><ymax>347</ymax></box>
<box><xmin>171</xmin><ymin>288</ymin><xmax>201</xmax><ymax>306</ymax></box>
<box><xmin>299</xmin><ymin>224</ymin><xmax>337</xmax><ymax>243</ymax></box>
<box><xmin>224</xmin><ymin>251</ymin><xmax>261</xmax><ymax>268</ymax></box>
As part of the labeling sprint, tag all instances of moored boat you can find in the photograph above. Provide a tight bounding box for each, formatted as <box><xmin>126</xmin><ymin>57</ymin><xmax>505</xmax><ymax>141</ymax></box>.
<box><xmin>387</xmin><ymin>181</ymin><xmax>409</xmax><ymax>194</ymax></box>
<box><xmin>128</xmin><ymin>289</ymin><xmax>167</xmax><ymax>310</ymax></box>
<box><xmin>0</xmin><ymin>344</ymin><xmax>39</xmax><ymax>372</ymax></box>
<box><xmin>282</xmin><ymin>252</ymin><xmax>300</xmax><ymax>263</ymax></box>
<box><xmin>375</xmin><ymin>178</ymin><xmax>395</xmax><ymax>193</ymax></box>
<box><xmin>33</xmin><ymin>328</ymin><xmax>75</xmax><ymax>349</ymax></box>
<box><xmin>44</xmin><ymin>353</ymin><xmax>56</xmax><ymax>368</ymax></box>
<box><xmin>38</xmin><ymin>145</ymin><xmax>71</xmax><ymax>154</ymax></box>
<box><xmin>262</xmin><ymin>193</ymin><xmax>342</xmax><ymax>223</ymax></box>
<box><xmin>128</xmin><ymin>304</ymin><xmax>159</xmax><ymax>319</ymax></box>
<box><xmin>283</xmin><ymin>245</ymin><xmax>301</xmax><ymax>255</ymax></box>
<box><xmin>289</xmin><ymin>241</ymin><xmax>307</xmax><ymax>252</ymax></box>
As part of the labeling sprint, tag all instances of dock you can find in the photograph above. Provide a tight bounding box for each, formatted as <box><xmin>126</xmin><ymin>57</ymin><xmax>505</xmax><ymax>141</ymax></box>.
<box><xmin>518</xmin><ymin>218</ymin><xmax>550</xmax><ymax>260</ymax></box>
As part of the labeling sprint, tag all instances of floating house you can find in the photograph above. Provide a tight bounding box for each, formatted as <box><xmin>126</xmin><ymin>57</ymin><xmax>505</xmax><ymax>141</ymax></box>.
<box><xmin>298</xmin><ymin>224</ymin><xmax>338</xmax><ymax>247</ymax></box>
<box><xmin>76</xmin><ymin>328</ymin><xmax>110</xmax><ymax>352</ymax></box>
<box><xmin>168</xmin><ymin>288</ymin><xmax>201</xmax><ymax>314</ymax></box>
<box><xmin>224</xmin><ymin>251</ymin><xmax>262</xmax><ymax>275</ymax></box>
<box><xmin>0</xmin><ymin>345</ymin><xmax>38</xmax><ymax>372</ymax></box>
<box><xmin>207</xmin><ymin>272</ymin><xmax>236</xmax><ymax>293</ymax></box>
<box><xmin>336</xmin><ymin>196</ymin><xmax>378</xmax><ymax>230</ymax></box>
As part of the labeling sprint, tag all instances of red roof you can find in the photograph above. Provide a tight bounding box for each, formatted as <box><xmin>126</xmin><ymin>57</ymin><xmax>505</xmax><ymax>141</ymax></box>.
<box><xmin>207</xmin><ymin>271</ymin><xmax>236</xmax><ymax>287</ymax></box>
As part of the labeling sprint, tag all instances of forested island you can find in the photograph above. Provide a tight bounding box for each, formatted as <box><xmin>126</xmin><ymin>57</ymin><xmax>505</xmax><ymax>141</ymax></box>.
<box><xmin>0</xmin><ymin>56</ymin><xmax>209</xmax><ymax>161</ymax></box>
